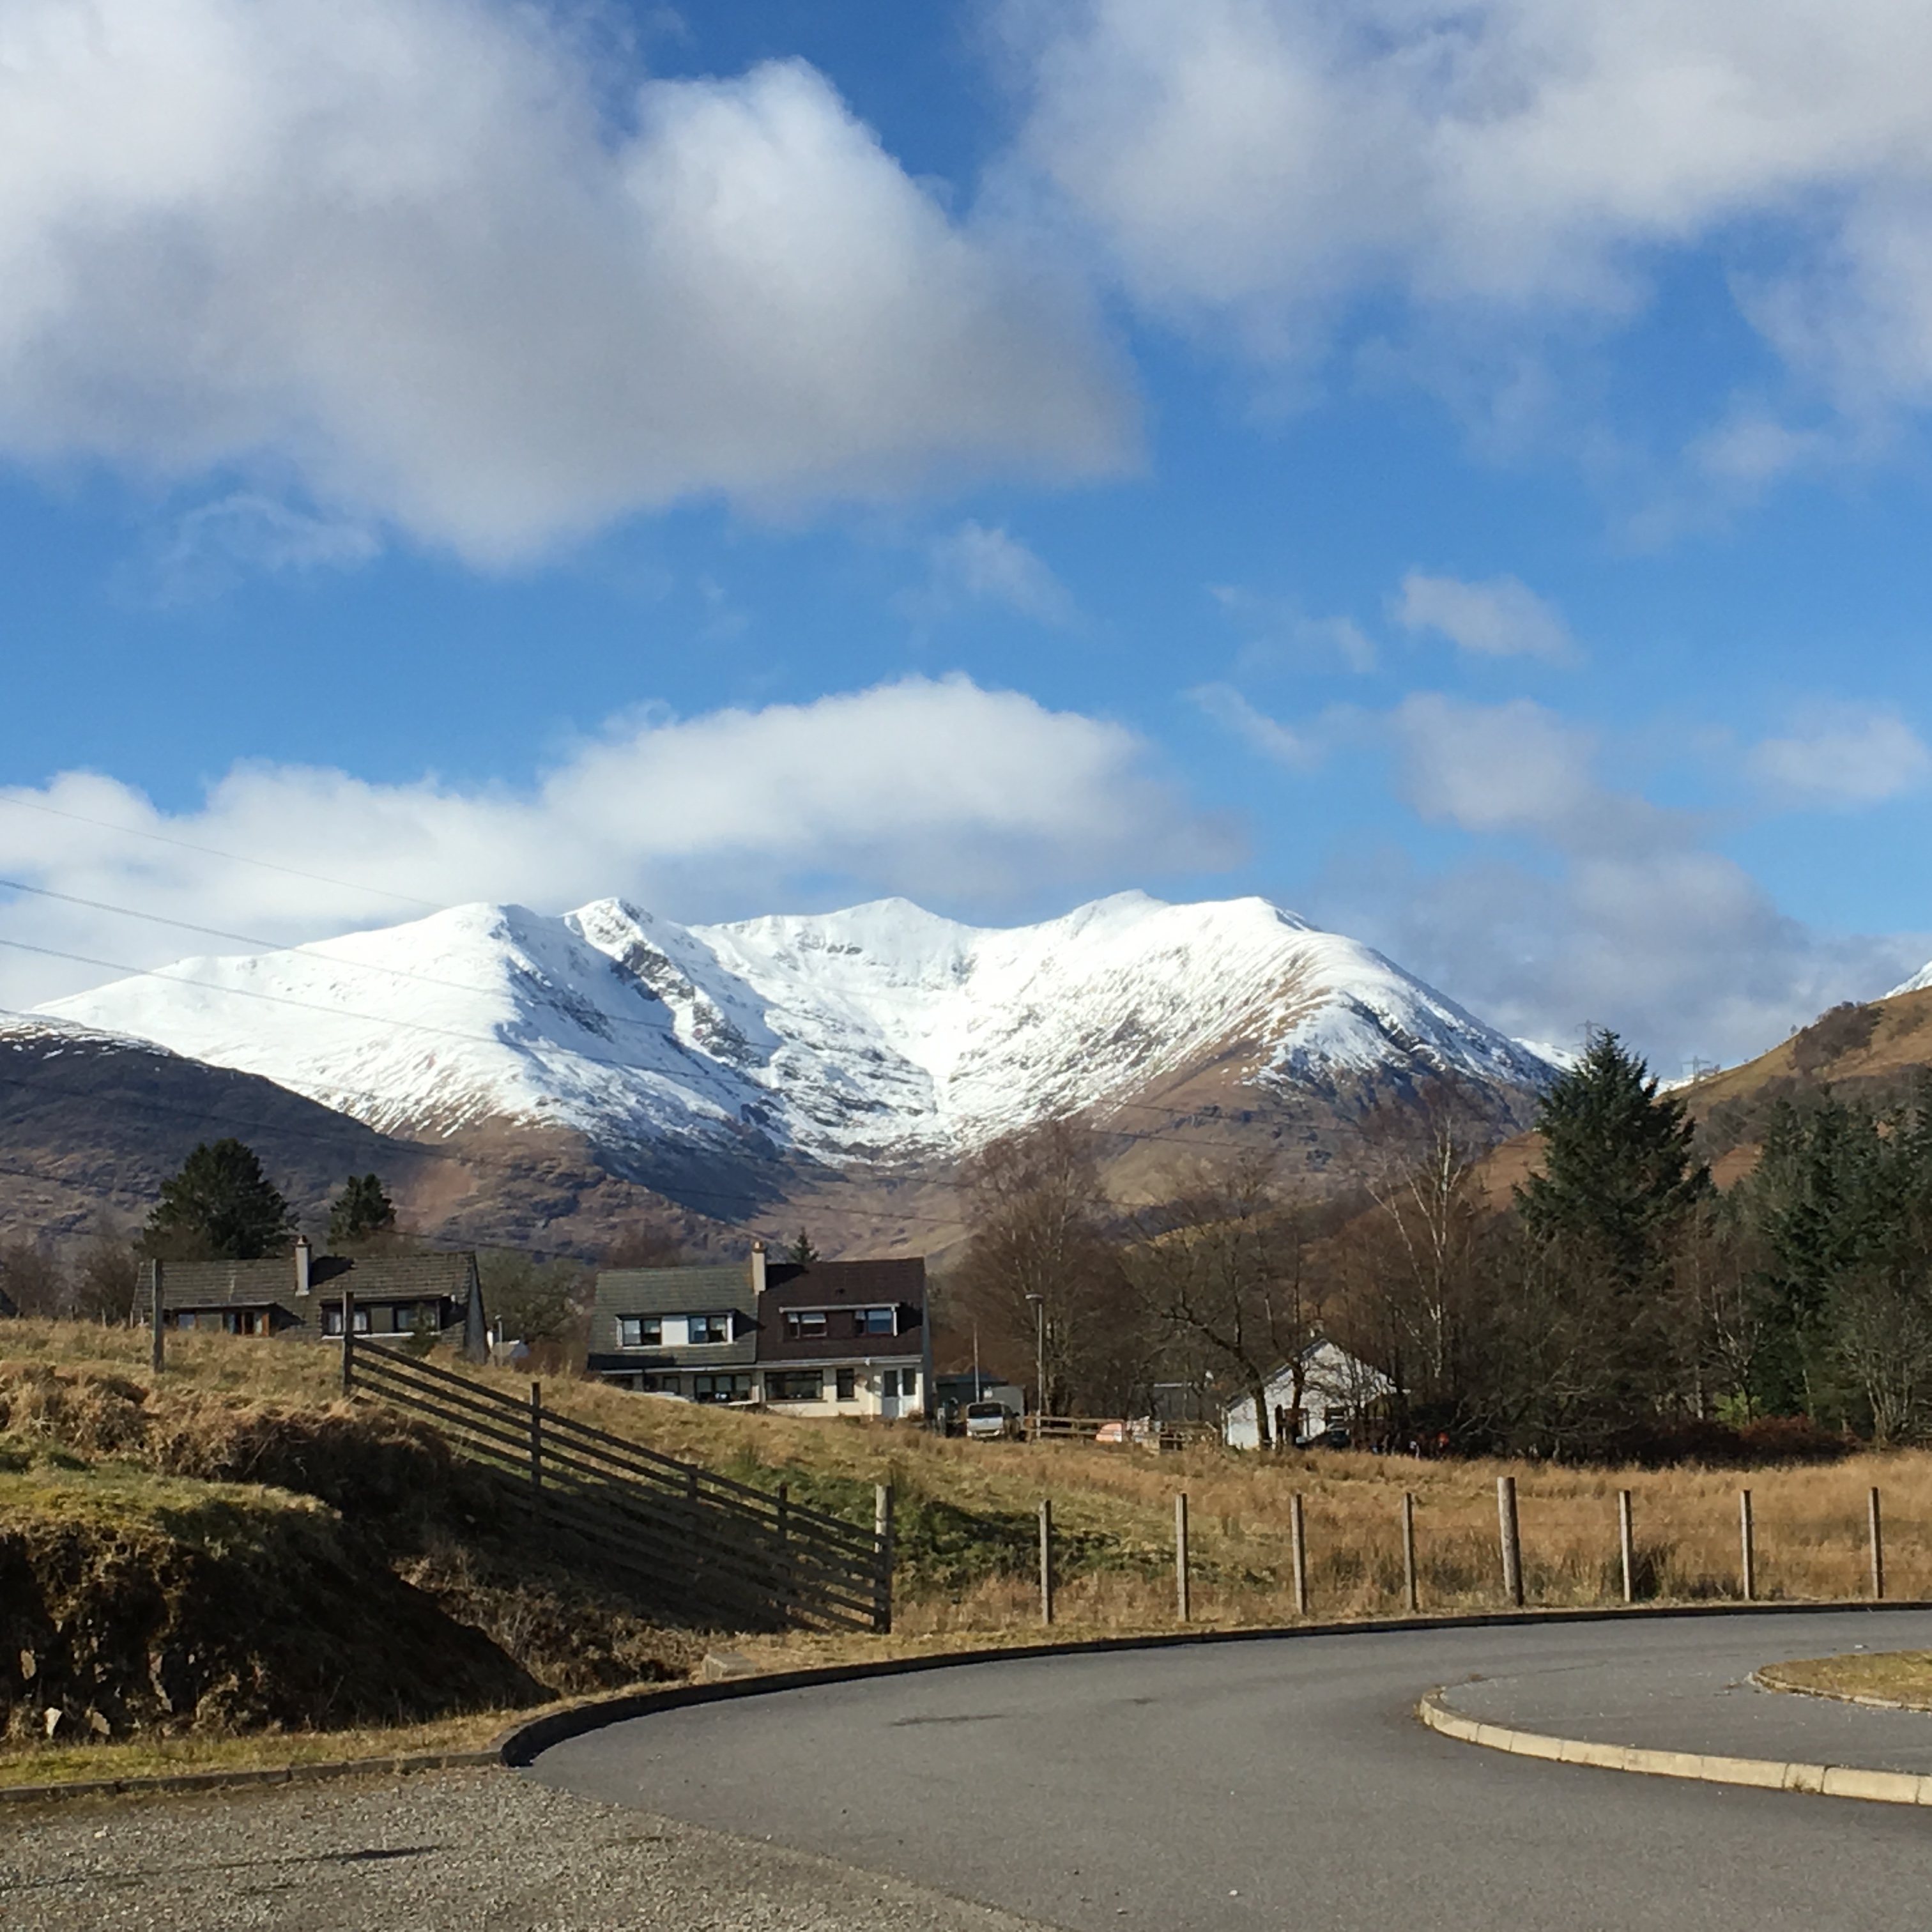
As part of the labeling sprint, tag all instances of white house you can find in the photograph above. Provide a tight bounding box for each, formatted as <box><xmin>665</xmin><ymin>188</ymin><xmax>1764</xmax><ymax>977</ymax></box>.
<box><xmin>1222</xmin><ymin>1338</ymin><xmax>1396</xmax><ymax>1450</ymax></box>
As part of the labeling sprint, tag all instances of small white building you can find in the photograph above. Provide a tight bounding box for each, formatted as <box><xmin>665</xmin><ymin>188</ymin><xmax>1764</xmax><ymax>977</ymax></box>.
<box><xmin>1222</xmin><ymin>1338</ymin><xmax>1395</xmax><ymax>1450</ymax></box>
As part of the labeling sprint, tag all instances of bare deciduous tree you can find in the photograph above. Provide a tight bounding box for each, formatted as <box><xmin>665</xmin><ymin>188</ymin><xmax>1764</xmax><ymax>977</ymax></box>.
<box><xmin>951</xmin><ymin>1119</ymin><xmax>1137</xmax><ymax>1414</ymax></box>
<box><xmin>1126</xmin><ymin>1157</ymin><xmax>1324</xmax><ymax>1450</ymax></box>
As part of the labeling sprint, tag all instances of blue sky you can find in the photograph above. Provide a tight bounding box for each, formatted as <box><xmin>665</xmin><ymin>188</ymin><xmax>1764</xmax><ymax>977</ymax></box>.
<box><xmin>6</xmin><ymin>0</ymin><xmax>1932</xmax><ymax>1071</ymax></box>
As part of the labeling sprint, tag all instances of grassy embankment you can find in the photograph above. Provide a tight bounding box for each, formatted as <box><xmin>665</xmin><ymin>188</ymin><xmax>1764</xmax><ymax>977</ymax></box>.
<box><xmin>5</xmin><ymin>1318</ymin><xmax>1930</xmax><ymax>1786</ymax></box>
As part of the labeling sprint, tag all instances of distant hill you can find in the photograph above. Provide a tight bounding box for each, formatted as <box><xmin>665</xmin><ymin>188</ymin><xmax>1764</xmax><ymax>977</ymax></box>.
<box><xmin>0</xmin><ymin>1018</ymin><xmax>728</xmax><ymax>1260</ymax></box>
<box><xmin>1685</xmin><ymin>986</ymin><xmax>1932</xmax><ymax>1177</ymax></box>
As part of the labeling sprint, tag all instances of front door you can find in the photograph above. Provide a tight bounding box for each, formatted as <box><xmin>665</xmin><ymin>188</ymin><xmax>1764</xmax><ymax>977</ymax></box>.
<box><xmin>878</xmin><ymin>1368</ymin><xmax>900</xmax><ymax>1420</ymax></box>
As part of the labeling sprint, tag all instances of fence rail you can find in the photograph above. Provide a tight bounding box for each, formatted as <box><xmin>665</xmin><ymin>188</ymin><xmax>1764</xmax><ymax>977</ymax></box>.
<box><xmin>342</xmin><ymin>1328</ymin><xmax>891</xmax><ymax>1634</ymax></box>
<box><xmin>1027</xmin><ymin>1414</ymin><xmax>1220</xmax><ymax>1449</ymax></box>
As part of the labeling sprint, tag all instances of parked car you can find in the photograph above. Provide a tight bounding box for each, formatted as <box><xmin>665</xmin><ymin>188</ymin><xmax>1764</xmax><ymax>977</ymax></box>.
<box><xmin>964</xmin><ymin>1400</ymin><xmax>1018</xmax><ymax>1440</ymax></box>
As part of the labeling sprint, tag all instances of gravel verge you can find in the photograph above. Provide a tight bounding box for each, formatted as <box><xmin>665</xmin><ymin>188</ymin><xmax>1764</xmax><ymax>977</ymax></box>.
<box><xmin>0</xmin><ymin>1765</ymin><xmax>1047</xmax><ymax>1931</ymax></box>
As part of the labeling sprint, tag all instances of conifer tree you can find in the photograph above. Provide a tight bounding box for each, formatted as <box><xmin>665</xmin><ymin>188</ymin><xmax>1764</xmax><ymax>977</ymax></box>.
<box><xmin>787</xmin><ymin>1227</ymin><xmax>820</xmax><ymax>1266</ymax></box>
<box><xmin>143</xmin><ymin>1139</ymin><xmax>296</xmax><ymax>1261</ymax></box>
<box><xmin>1516</xmin><ymin>1029</ymin><xmax>1710</xmax><ymax>1287</ymax></box>
<box><xmin>328</xmin><ymin>1172</ymin><xmax>396</xmax><ymax>1247</ymax></box>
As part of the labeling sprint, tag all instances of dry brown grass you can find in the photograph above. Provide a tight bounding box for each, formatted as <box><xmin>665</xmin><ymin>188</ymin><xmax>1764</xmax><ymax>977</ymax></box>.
<box><xmin>0</xmin><ymin>1710</ymin><xmax>518</xmax><ymax>1790</ymax></box>
<box><xmin>7</xmin><ymin>1319</ymin><xmax>1926</xmax><ymax>1643</ymax></box>
<box><xmin>1756</xmin><ymin>1651</ymin><xmax>1932</xmax><ymax>1709</ymax></box>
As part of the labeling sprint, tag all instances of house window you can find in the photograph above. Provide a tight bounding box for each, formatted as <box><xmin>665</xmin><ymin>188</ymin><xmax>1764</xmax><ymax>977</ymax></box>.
<box><xmin>879</xmin><ymin>1368</ymin><xmax>918</xmax><ymax>1400</ymax></box>
<box><xmin>765</xmin><ymin>1370</ymin><xmax>824</xmax><ymax>1403</ymax></box>
<box><xmin>783</xmin><ymin>1310</ymin><xmax>827</xmax><ymax>1340</ymax></box>
<box><xmin>835</xmin><ymin>1367</ymin><xmax>855</xmax><ymax>1400</ymax></box>
<box><xmin>691</xmin><ymin>1374</ymin><xmax>753</xmax><ymax>1404</ymax></box>
<box><xmin>687</xmin><ymin>1314</ymin><xmax>730</xmax><ymax>1345</ymax></box>
<box><xmin>321</xmin><ymin>1307</ymin><xmax>371</xmax><ymax>1336</ymax></box>
<box><xmin>617</xmin><ymin>1316</ymin><xmax>662</xmax><ymax>1348</ymax></box>
<box><xmin>172</xmin><ymin>1311</ymin><xmax>196</xmax><ymax>1331</ymax></box>
<box><xmin>855</xmin><ymin>1307</ymin><xmax>896</xmax><ymax>1335</ymax></box>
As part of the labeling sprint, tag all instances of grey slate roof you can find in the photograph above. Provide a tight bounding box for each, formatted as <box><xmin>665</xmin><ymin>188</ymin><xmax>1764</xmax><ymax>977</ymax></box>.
<box><xmin>587</xmin><ymin>1262</ymin><xmax>758</xmax><ymax>1369</ymax></box>
<box><xmin>138</xmin><ymin>1251</ymin><xmax>479</xmax><ymax>1326</ymax></box>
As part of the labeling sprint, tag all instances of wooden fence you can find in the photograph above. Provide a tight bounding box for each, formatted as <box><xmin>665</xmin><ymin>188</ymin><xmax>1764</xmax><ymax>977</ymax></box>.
<box><xmin>342</xmin><ymin>1330</ymin><xmax>891</xmax><ymax>1634</ymax></box>
<box><xmin>1028</xmin><ymin>1414</ymin><xmax>1220</xmax><ymax>1450</ymax></box>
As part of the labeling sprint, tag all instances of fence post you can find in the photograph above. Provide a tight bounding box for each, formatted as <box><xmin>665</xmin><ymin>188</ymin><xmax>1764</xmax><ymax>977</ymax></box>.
<box><xmin>873</xmin><ymin>1483</ymin><xmax>894</xmax><ymax>1635</ymax></box>
<box><xmin>1618</xmin><ymin>1489</ymin><xmax>1636</xmax><ymax>1604</ymax></box>
<box><xmin>1498</xmin><ymin>1475</ymin><xmax>1524</xmax><ymax>1608</ymax></box>
<box><xmin>1175</xmin><ymin>1493</ymin><xmax>1191</xmax><ymax>1622</ymax></box>
<box><xmin>340</xmin><ymin>1289</ymin><xmax>355</xmax><ymax>1396</ymax></box>
<box><xmin>1290</xmin><ymin>1492</ymin><xmax>1309</xmax><ymax>1616</ymax></box>
<box><xmin>1038</xmin><ymin>1499</ymin><xmax>1054</xmax><ymax>1626</ymax></box>
<box><xmin>1401</xmin><ymin>1492</ymin><xmax>1419</xmax><ymax>1614</ymax></box>
<box><xmin>1870</xmin><ymin>1487</ymin><xmax>1885</xmax><ymax>1602</ymax></box>
<box><xmin>530</xmin><ymin>1382</ymin><xmax>544</xmax><ymax>1501</ymax></box>
<box><xmin>150</xmin><ymin>1260</ymin><xmax>165</xmax><ymax>1376</ymax></box>
<box><xmin>1738</xmin><ymin>1487</ymin><xmax>1755</xmax><ymax>1602</ymax></box>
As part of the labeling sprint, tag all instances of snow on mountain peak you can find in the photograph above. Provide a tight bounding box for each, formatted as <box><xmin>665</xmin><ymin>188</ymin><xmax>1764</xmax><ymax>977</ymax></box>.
<box><xmin>38</xmin><ymin>892</ymin><xmax>1553</xmax><ymax>1164</ymax></box>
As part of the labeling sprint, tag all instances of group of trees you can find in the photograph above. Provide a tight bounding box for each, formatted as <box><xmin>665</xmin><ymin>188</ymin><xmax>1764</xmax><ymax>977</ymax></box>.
<box><xmin>0</xmin><ymin>1138</ymin><xmax>397</xmax><ymax>1322</ymax></box>
<box><xmin>950</xmin><ymin>1031</ymin><xmax>1932</xmax><ymax>1456</ymax></box>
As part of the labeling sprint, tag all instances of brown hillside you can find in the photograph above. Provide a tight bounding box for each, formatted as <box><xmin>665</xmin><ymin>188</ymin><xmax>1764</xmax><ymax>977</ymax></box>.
<box><xmin>1466</xmin><ymin>990</ymin><xmax>1932</xmax><ymax>1205</ymax></box>
<box><xmin>1686</xmin><ymin>988</ymin><xmax>1932</xmax><ymax>1111</ymax></box>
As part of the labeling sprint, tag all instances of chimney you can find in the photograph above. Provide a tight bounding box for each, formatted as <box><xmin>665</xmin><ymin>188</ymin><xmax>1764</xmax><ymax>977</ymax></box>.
<box><xmin>293</xmin><ymin>1234</ymin><xmax>312</xmax><ymax>1296</ymax></box>
<box><xmin>750</xmin><ymin>1239</ymin><xmax>767</xmax><ymax>1295</ymax></box>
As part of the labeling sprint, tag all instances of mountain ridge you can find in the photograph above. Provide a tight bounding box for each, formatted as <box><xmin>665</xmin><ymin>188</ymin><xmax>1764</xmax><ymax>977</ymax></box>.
<box><xmin>38</xmin><ymin>891</ymin><xmax>1557</xmax><ymax>1197</ymax></box>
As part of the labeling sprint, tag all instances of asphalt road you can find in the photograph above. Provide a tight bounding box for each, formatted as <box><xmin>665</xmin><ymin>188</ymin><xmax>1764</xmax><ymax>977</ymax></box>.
<box><xmin>528</xmin><ymin>1609</ymin><xmax>1932</xmax><ymax>1932</ymax></box>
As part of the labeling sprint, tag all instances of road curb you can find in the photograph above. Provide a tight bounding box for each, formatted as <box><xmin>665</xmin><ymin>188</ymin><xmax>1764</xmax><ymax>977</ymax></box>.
<box><xmin>493</xmin><ymin>1597</ymin><xmax>1932</xmax><ymax>1767</ymax></box>
<box><xmin>1417</xmin><ymin>1686</ymin><xmax>1932</xmax><ymax>1806</ymax></box>
<box><xmin>1751</xmin><ymin>1664</ymin><xmax>1932</xmax><ymax>1713</ymax></box>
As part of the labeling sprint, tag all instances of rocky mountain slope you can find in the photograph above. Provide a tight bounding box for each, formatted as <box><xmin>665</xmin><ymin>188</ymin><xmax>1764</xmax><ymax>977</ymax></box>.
<box><xmin>39</xmin><ymin>893</ymin><xmax>1554</xmax><ymax>1194</ymax></box>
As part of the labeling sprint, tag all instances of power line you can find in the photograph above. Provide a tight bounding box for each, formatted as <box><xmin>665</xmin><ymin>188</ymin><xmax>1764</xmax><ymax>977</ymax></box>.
<box><xmin>0</xmin><ymin>931</ymin><xmax>1407</xmax><ymax>1172</ymax></box>
<box><xmin>0</xmin><ymin>878</ymin><xmax>1523</xmax><ymax>1240</ymax></box>
<box><xmin>0</xmin><ymin>873</ymin><xmax>653</xmax><ymax>1017</ymax></box>
<box><xmin>0</xmin><ymin>794</ymin><xmax>444</xmax><ymax>910</ymax></box>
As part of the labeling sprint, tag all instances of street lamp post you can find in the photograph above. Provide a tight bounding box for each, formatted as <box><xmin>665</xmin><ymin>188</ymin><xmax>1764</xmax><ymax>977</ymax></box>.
<box><xmin>1026</xmin><ymin>1292</ymin><xmax>1045</xmax><ymax>1439</ymax></box>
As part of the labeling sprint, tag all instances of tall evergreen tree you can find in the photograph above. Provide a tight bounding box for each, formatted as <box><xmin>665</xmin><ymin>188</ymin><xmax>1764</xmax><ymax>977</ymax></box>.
<box><xmin>1517</xmin><ymin>1029</ymin><xmax>1710</xmax><ymax>1287</ymax></box>
<box><xmin>328</xmin><ymin>1172</ymin><xmax>396</xmax><ymax>1246</ymax></box>
<box><xmin>143</xmin><ymin>1139</ymin><xmax>296</xmax><ymax>1261</ymax></box>
<box><xmin>786</xmin><ymin>1227</ymin><xmax>820</xmax><ymax>1266</ymax></box>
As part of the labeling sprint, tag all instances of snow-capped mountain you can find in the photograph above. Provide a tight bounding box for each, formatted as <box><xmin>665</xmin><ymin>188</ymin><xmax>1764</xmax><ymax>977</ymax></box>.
<box><xmin>38</xmin><ymin>892</ymin><xmax>1554</xmax><ymax>1168</ymax></box>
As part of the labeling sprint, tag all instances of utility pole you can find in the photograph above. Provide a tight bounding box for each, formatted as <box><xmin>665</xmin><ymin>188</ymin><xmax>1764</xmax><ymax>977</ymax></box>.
<box><xmin>1026</xmin><ymin>1292</ymin><xmax>1045</xmax><ymax>1437</ymax></box>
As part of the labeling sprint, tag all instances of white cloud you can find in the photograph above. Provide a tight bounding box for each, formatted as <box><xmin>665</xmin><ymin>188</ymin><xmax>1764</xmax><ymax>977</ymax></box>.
<box><xmin>1190</xmin><ymin>683</ymin><xmax>1323</xmax><ymax>769</ymax></box>
<box><xmin>1394</xmin><ymin>572</ymin><xmax>1576</xmax><ymax>663</ymax></box>
<box><xmin>0</xmin><ymin>0</ymin><xmax>1130</xmax><ymax>564</ymax></box>
<box><xmin>1003</xmin><ymin>0</ymin><xmax>1932</xmax><ymax>440</ymax></box>
<box><xmin>1392</xmin><ymin>693</ymin><xmax>1602</xmax><ymax>835</ymax></box>
<box><xmin>144</xmin><ymin>493</ymin><xmax>379</xmax><ymax>602</ymax></box>
<box><xmin>1310</xmin><ymin>691</ymin><xmax>1924</xmax><ymax>1068</ymax></box>
<box><xmin>923</xmin><ymin>522</ymin><xmax>1080</xmax><ymax>627</ymax></box>
<box><xmin>1210</xmin><ymin>585</ymin><xmax>1377</xmax><ymax>671</ymax></box>
<box><xmin>1749</xmin><ymin>703</ymin><xmax>1932</xmax><ymax>807</ymax></box>
<box><xmin>0</xmin><ymin>676</ymin><xmax>1239</xmax><ymax>1005</ymax></box>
